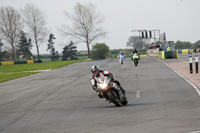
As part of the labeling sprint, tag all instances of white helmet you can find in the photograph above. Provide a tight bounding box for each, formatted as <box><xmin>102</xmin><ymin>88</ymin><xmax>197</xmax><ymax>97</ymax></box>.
<box><xmin>91</xmin><ymin>65</ymin><xmax>100</xmax><ymax>77</ymax></box>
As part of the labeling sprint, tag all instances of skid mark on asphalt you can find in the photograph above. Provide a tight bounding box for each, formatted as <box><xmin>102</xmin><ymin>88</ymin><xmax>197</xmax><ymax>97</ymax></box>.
<box><xmin>8</xmin><ymin>86</ymin><xmax>42</xmax><ymax>102</ymax></box>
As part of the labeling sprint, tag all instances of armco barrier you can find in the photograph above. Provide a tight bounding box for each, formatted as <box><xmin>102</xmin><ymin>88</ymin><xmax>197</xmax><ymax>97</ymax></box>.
<box><xmin>92</xmin><ymin>58</ymin><xmax>101</xmax><ymax>60</ymax></box>
<box><xmin>157</xmin><ymin>51</ymin><xmax>165</xmax><ymax>60</ymax></box>
<box><xmin>14</xmin><ymin>61</ymin><xmax>27</xmax><ymax>64</ymax></box>
<box><xmin>84</xmin><ymin>59</ymin><xmax>92</xmax><ymax>61</ymax></box>
<box><xmin>177</xmin><ymin>49</ymin><xmax>193</xmax><ymax>54</ymax></box>
<box><xmin>140</xmin><ymin>54</ymin><xmax>147</xmax><ymax>57</ymax></box>
<box><xmin>182</xmin><ymin>49</ymin><xmax>189</xmax><ymax>54</ymax></box>
<box><xmin>27</xmin><ymin>60</ymin><xmax>34</xmax><ymax>64</ymax></box>
<box><xmin>178</xmin><ymin>50</ymin><xmax>182</xmax><ymax>54</ymax></box>
<box><xmin>34</xmin><ymin>60</ymin><xmax>42</xmax><ymax>63</ymax></box>
<box><xmin>1</xmin><ymin>61</ymin><xmax>14</xmax><ymax>65</ymax></box>
<box><xmin>0</xmin><ymin>60</ymin><xmax>39</xmax><ymax>65</ymax></box>
<box><xmin>189</xmin><ymin>49</ymin><xmax>193</xmax><ymax>53</ymax></box>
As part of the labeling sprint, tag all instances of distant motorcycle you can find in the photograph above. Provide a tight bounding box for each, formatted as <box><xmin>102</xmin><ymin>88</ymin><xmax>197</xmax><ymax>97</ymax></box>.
<box><xmin>119</xmin><ymin>55</ymin><xmax>125</xmax><ymax>64</ymax></box>
<box><xmin>97</xmin><ymin>78</ymin><xmax>128</xmax><ymax>107</ymax></box>
<box><xmin>133</xmin><ymin>53</ymin><xmax>139</xmax><ymax>66</ymax></box>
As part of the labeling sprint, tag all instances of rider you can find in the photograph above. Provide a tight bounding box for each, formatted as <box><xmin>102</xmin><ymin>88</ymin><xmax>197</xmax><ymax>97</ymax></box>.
<box><xmin>131</xmin><ymin>48</ymin><xmax>140</xmax><ymax>61</ymax></box>
<box><xmin>91</xmin><ymin>65</ymin><xmax>126</xmax><ymax>98</ymax></box>
<box><xmin>118</xmin><ymin>52</ymin><xmax>125</xmax><ymax>59</ymax></box>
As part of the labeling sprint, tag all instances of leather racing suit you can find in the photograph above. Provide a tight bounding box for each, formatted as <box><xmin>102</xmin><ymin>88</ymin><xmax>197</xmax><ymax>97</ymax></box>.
<box><xmin>91</xmin><ymin>70</ymin><xmax>125</xmax><ymax>98</ymax></box>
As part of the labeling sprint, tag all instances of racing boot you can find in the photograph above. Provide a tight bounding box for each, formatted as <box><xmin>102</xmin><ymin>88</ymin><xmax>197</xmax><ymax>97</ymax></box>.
<box><xmin>120</xmin><ymin>87</ymin><xmax>126</xmax><ymax>94</ymax></box>
<box><xmin>97</xmin><ymin>91</ymin><xmax>104</xmax><ymax>98</ymax></box>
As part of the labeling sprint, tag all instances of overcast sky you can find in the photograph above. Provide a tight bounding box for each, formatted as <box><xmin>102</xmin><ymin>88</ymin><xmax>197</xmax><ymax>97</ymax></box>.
<box><xmin>1</xmin><ymin>0</ymin><xmax>200</xmax><ymax>54</ymax></box>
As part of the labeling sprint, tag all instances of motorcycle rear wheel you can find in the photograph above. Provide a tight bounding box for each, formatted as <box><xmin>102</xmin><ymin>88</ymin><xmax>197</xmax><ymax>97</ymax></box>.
<box><xmin>121</xmin><ymin>96</ymin><xmax>128</xmax><ymax>105</ymax></box>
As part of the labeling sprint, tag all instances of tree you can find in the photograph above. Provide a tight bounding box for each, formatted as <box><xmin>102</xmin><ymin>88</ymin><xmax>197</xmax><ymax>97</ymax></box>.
<box><xmin>50</xmin><ymin>48</ymin><xmax>59</xmax><ymax>61</ymax></box>
<box><xmin>91</xmin><ymin>43</ymin><xmax>110</xmax><ymax>59</ymax></box>
<box><xmin>61</xmin><ymin>3</ymin><xmax>106</xmax><ymax>58</ymax></box>
<box><xmin>62</xmin><ymin>41</ymin><xmax>77</xmax><ymax>60</ymax></box>
<box><xmin>0</xmin><ymin>39</ymin><xmax>4</xmax><ymax>60</ymax></box>
<box><xmin>17</xmin><ymin>31</ymin><xmax>33</xmax><ymax>59</ymax></box>
<box><xmin>0</xmin><ymin>6</ymin><xmax>23</xmax><ymax>60</ymax></box>
<box><xmin>47</xmin><ymin>34</ymin><xmax>59</xmax><ymax>61</ymax></box>
<box><xmin>127</xmin><ymin>36</ymin><xmax>144</xmax><ymax>50</ymax></box>
<box><xmin>192</xmin><ymin>40</ymin><xmax>200</xmax><ymax>49</ymax></box>
<box><xmin>175</xmin><ymin>41</ymin><xmax>192</xmax><ymax>49</ymax></box>
<box><xmin>21</xmin><ymin>3</ymin><xmax>48</xmax><ymax>62</ymax></box>
<box><xmin>47</xmin><ymin>34</ymin><xmax>56</xmax><ymax>51</ymax></box>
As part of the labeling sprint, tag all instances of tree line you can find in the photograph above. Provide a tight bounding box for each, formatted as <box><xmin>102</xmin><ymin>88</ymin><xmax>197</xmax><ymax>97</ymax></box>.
<box><xmin>126</xmin><ymin>36</ymin><xmax>200</xmax><ymax>50</ymax></box>
<box><xmin>0</xmin><ymin>2</ymin><xmax>106</xmax><ymax>61</ymax></box>
<box><xmin>174</xmin><ymin>40</ymin><xmax>200</xmax><ymax>49</ymax></box>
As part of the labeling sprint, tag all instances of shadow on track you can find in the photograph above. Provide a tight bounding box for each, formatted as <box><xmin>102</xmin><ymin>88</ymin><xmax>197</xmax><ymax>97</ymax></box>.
<box><xmin>93</xmin><ymin>102</ymin><xmax>154</xmax><ymax>109</ymax></box>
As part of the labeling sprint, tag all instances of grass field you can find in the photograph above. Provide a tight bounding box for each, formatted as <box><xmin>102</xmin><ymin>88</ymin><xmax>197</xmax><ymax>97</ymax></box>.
<box><xmin>0</xmin><ymin>72</ymin><xmax>40</xmax><ymax>83</ymax></box>
<box><xmin>40</xmin><ymin>56</ymin><xmax>88</xmax><ymax>62</ymax></box>
<box><xmin>0</xmin><ymin>60</ymin><xmax>85</xmax><ymax>83</ymax></box>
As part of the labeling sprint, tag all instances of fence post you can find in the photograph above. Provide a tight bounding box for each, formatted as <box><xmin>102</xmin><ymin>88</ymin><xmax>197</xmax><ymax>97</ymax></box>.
<box><xmin>189</xmin><ymin>53</ymin><xmax>193</xmax><ymax>73</ymax></box>
<box><xmin>195</xmin><ymin>52</ymin><xmax>198</xmax><ymax>73</ymax></box>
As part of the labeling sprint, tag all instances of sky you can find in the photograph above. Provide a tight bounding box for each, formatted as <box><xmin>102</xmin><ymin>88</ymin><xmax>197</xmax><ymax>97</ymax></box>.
<box><xmin>1</xmin><ymin>0</ymin><xmax>200</xmax><ymax>54</ymax></box>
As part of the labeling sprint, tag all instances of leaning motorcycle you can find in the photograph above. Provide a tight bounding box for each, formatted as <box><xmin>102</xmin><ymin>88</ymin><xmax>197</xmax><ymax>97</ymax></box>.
<box><xmin>133</xmin><ymin>53</ymin><xmax>139</xmax><ymax>66</ymax></box>
<box><xmin>97</xmin><ymin>78</ymin><xmax>128</xmax><ymax>107</ymax></box>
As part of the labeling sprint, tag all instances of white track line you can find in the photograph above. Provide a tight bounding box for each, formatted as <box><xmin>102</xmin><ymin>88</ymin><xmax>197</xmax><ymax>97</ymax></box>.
<box><xmin>121</xmin><ymin>64</ymin><xmax>127</xmax><ymax>69</ymax></box>
<box><xmin>155</xmin><ymin>57</ymin><xmax>200</xmax><ymax>97</ymax></box>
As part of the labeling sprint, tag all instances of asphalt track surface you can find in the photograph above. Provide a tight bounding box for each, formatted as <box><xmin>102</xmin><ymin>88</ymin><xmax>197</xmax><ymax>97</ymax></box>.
<box><xmin>0</xmin><ymin>56</ymin><xmax>200</xmax><ymax>133</ymax></box>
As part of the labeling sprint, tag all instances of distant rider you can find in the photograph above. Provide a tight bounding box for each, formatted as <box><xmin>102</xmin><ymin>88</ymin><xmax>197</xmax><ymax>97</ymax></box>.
<box><xmin>131</xmin><ymin>48</ymin><xmax>140</xmax><ymax>61</ymax></box>
<box><xmin>118</xmin><ymin>52</ymin><xmax>125</xmax><ymax>59</ymax></box>
<box><xmin>91</xmin><ymin>65</ymin><xmax>126</xmax><ymax>98</ymax></box>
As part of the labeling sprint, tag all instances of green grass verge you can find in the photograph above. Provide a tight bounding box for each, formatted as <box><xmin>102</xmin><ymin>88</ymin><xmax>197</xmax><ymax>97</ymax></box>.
<box><xmin>40</xmin><ymin>56</ymin><xmax>88</xmax><ymax>62</ymax></box>
<box><xmin>0</xmin><ymin>60</ymin><xmax>86</xmax><ymax>83</ymax></box>
<box><xmin>0</xmin><ymin>72</ymin><xmax>40</xmax><ymax>83</ymax></box>
<box><xmin>0</xmin><ymin>60</ymin><xmax>85</xmax><ymax>72</ymax></box>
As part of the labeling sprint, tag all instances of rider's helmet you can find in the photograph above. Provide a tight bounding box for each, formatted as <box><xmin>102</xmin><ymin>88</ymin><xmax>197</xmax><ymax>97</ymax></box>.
<box><xmin>91</xmin><ymin>65</ymin><xmax>100</xmax><ymax>77</ymax></box>
<box><xmin>120</xmin><ymin>52</ymin><xmax>123</xmax><ymax>55</ymax></box>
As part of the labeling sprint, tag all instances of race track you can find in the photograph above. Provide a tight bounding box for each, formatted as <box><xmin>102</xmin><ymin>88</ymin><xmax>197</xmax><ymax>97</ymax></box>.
<box><xmin>0</xmin><ymin>56</ymin><xmax>200</xmax><ymax>133</ymax></box>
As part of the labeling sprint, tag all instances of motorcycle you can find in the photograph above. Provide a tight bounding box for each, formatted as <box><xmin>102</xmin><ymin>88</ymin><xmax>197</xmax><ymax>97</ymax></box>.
<box><xmin>119</xmin><ymin>55</ymin><xmax>125</xmax><ymax>64</ymax></box>
<box><xmin>97</xmin><ymin>78</ymin><xmax>128</xmax><ymax>107</ymax></box>
<box><xmin>133</xmin><ymin>53</ymin><xmax>139</xmax><ymax>66</ymax></box>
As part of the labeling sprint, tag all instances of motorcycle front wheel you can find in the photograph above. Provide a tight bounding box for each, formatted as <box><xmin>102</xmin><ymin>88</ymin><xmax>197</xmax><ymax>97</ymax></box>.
<box><xmin>134</xmin><ymin>59</ymin><xmax>138</xmax><ymax>66</ymax></box>
<box><xmin>107</xmin><ymin>91</ymin><xmax>121</xmax><ymax>107</ymax></box>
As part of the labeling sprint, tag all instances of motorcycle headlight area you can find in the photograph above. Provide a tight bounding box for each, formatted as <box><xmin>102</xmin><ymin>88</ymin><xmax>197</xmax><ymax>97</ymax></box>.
<box><xmin>99</xmin><ymin>83</ymin><xmax>108</xmax><ymax>89</ymax></box>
